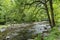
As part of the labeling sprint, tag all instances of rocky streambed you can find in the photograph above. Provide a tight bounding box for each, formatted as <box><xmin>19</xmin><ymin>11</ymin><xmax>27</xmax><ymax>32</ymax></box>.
<box><xmin>0</xmin><ymin>21</ymin><xmax>51</xmax><ymax>40</ymax></box>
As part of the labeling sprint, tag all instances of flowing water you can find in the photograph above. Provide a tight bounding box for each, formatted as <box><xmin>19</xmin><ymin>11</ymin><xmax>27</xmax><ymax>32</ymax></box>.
<box><xmin>0</xmin><ymin>21</ymin><xmax>51</xmax><ymax>40</ymax></box>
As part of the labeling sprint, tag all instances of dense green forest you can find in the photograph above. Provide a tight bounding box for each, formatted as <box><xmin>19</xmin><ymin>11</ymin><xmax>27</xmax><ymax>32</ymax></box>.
<box><xmin>0</xmin><ymin>0</ymin><xmax>60</xmax><ymax>25</ymax></box>
<box><xmin>0</xmin><ymin>0</ymin><xmax>60</xmax><ymax>40</ymax></box>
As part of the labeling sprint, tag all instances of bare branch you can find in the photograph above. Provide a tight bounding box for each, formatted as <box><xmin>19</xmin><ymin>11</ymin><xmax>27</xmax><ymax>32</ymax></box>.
<box><xmin>25</xmin><ymin>0</ymin><xmax>45</xmax><ymax>5</ymax></box>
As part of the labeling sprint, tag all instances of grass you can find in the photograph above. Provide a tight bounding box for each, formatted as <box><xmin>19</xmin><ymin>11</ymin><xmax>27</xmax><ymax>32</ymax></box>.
<box><xmin>0</xmin><ymin>25</ymin><xmax>8</xmax><ymax>28</ymax></box>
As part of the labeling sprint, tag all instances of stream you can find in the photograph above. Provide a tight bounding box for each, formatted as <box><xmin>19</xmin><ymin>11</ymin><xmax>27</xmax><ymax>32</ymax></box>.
<box><xmin>0</xmin><ymin>21</ymin><xmax>51</xmax><ymax>40</ymax></box>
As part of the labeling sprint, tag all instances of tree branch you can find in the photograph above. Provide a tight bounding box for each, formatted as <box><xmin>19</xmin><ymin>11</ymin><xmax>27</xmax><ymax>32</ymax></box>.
<box><xmin>46</xmin><ymin>0</ymin><xmax>49</xmax><ymax>3</ymax></box>
<box><xmin>25</xmin><ymin>0</ymin><xmax>45</xmax><ymax>5</ymax></box>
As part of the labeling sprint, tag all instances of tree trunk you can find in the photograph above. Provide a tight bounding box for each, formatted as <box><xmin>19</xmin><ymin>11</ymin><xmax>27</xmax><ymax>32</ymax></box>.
<box><xmin>44</xmin><ymin>0</ymin><xmax>51</xmax><ymax>27</ymax></box>
<box><xmin>49</xmin><ymin>0</ymin><xmax>55</xmax><ymax>28</ymax></box>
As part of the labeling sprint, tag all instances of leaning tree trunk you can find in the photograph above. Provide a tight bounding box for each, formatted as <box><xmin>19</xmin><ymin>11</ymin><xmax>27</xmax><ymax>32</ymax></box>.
<box><xmin>44</xmin><ymin>0</ymin><xmax>52</xmax><ymax>27</ymax></box>
<box><xmin>49</xmin><ymin>0</ymin><xmax>55</xmax><ymax>28</ymax></box>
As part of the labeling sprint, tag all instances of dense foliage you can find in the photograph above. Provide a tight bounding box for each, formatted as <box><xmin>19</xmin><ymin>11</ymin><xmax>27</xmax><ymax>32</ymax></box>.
<box><xmin>0</xmin><ymin>0</ymin><xmax>51</xmax><ymax>24</ymax></box>
<box><xmin>0</xmin><ymin>0</ymin><xmax>60</xmax><ymax>26</ymax></box>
